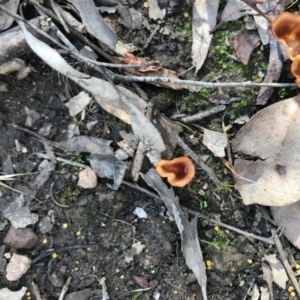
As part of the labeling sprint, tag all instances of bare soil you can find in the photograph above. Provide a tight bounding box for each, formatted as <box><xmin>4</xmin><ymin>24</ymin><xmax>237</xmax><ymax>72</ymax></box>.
<box><xmin>0</xmin><ymin>2</ymin><xmax>299</xmax><ymax>300</ymax></box>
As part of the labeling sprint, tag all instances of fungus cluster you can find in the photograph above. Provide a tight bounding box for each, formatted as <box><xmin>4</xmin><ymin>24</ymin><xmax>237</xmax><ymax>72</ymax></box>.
<box><xmin>272</xmin><ymin>12</ymin><xmax>300</xmax><ymax>86</ymax></box>
<box><xmin>156</xmin><ymin>157</ymin><xmax>195</xmax><ymax>187</ymax></box>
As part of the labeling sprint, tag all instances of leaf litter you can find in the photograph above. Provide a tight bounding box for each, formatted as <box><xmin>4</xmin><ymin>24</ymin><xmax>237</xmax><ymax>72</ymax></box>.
<box><xmin>1</xmin><ymin>0</ymin><xmax>300</xmax><ymax>298</ymax></box>
<box><xmin>233</xmin><ymin>95</ymin><xmax>300</xmax><ymax>207</ymax></box>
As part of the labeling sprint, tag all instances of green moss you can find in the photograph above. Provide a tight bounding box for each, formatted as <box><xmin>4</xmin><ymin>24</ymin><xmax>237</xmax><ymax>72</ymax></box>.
<box><xmin>174</xmin><ymin>16</ymin><xmax>193</xmax><ymax>43</ymax></box>
<box><xmin>278</xmin><ymin>87</ymin><xmax>289</xmax><ymax>99</ymax></box>
<box><xmin>212</xmin><ymin>228</ymin><xmax>231</xmax><ymax>249</ymax></box>
<box><xmin>59</xmin><ymin>186</ymin><xmax>81</xmax><ymax>205</ymax></box>
<box><xmin>199</xmin><ymin>88</ymin><xmax>210</xmax><ymax>99</ymax></box>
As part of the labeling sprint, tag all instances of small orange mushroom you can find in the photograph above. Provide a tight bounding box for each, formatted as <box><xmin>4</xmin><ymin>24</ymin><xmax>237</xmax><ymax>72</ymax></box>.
<box><xmin>272</xmin><ymin>12</ymin><xmax>300</xmax><ymax>86</ymax></box>
<box><xmin>156</xmin><ymin>157</ymin><xmax>195</xmax><ymax>187</ymax></box>
<box><xmin>272</xmin><ymin>12</ymin><xmax>300</xmax><ymax>60</ymax></box>
<box><xmin>291</xmin><ymin>56</ymin><xmax>300</xmax><ymax>87</ymax></box>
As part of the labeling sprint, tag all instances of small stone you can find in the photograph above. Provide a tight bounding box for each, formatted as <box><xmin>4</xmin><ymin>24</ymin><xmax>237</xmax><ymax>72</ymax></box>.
<box><xmin>38</xmin><ymin>216</ymin><xmax>53</xmax><ymax>234</ymax></box>
<box><xmin>77</xmin><ymin>167</ymin><xmax>97</xmax><ymax>189</ymax></box>
<box><xmin>50</xmin><ymin>272</ymin><xmax>64</xmax><ymax>287</ymax></box>
<box><xmin>76</xmin><ymin>196</ymin><xmax>88</xmax><ymax>207</ymax></box>
<box><xmin>6</xmin><ymin>253</ymin><xmax>32</xmax><ymax>281</ymax></box>
<box><xmin>3</xmin><ymin>226</ymin><xmax>38</xmax><ymax>249</ymax></box>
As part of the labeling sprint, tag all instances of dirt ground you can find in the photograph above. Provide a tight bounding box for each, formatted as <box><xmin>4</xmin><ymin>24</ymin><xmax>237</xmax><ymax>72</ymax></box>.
<box><xmin>0</xmin><ymin>1</ymin><xmax>300</xmax><ymax>300</ymax></box>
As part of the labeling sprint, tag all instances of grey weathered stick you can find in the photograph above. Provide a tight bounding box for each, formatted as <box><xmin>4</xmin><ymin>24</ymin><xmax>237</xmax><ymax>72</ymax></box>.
<box><xmin>122</xmin><ymin>180</ymin><xmax>275</xmax><ymax>245</ymax></box>
<box><xmin>273</xmin><ymin>230</ymin><xmax>300</xmax><ymax>298</ymax></box>
<box><xmin>181</xmin><ymin>105</ymin><xmax>226</xmax><ymax>123</ymax></box>
<box><xmin>58</xmin><ymin>277</ymin><xmax>72</xmax><ymax>300</ymax></box>
<box><xmin>184</xmin><ymin>206</ymin><xmax>275</xmax><ymax>245</ymax></box>
<box><xmin>50</xmin><ymin>0</ymin><xmax>69</xmax><ymax>33</ymax></box>
<box><xmin>112</xmin><ymin>73</ymin><xmax>297</xmax><ymax>88</ymax></box>
<box><xmin>131</xmin><ymin>98</ymin><xmax>156</xmax><ymax>181</ymax></box>
<box><xmin>32</xmin><ymin>281</ymin><xmax>43</xmax><ymax>300</ymax></box>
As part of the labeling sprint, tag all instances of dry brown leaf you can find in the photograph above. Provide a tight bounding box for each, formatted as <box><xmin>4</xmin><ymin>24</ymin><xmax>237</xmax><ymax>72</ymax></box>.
<box><xmin>0</xmin><ymin>287</ymin><xmax>27</xmax><ymax>300</ymax></box>
<box><xmin>192</xmin><ymin>0</ymin><xmax>219</xmax><ymax>73</ymax></box>
<box><xmin>89</xmin><ymin>154</ymin><xmax>127</xmax><ymax>190</ymax></box>
<box><xmin>17</xmin><ymin>23</ymin><xmax>166</xmax><ymax>159</ymax></box>
<box><xmin>214</xmin><ymin>0</ymin><xmax>254</xmax><ymax>31</ymax></box>
<box><xmin>256</xmin><ymin>0</ymin><xmax>284</xmax><ymax>105</ymax></box>
<box><xmin>262</xmin><ymin>263</ymin><xmax>274</xmax><ymax>300</ymax></box>
<box><xmin>271</xmin><ymin>201</ymin><xmax>300</xmax><ymax>249</ymax></box>
<box><xmin>70</xmin><ymin>0</ymin><xmax>118</xmax><ymax>49</ymax></box>
<box><xmin>233</xmin><ymin>95</ymin><xmax>300</xmax><ymax>206</ymax></box>
<box><xmin>203</xmin><ymin>129</ymin><xmax>227</xmax><ymax>157</ymax></box>
<box><xmin>233</xmin><ymin>28</ymin><xmax>261</xmax><ymax>65</ymax></box>
<box><xmin>0</xmin><ymin>0</ymin><xmax>19</xmax><ymax>31</ymax></box>
<box><xmin>264</xmin><ymin>254</ymin><xmax>288</xmax><ymax>289</ymax></box>
<box><xmin>148</xmin><ymin>0</ymin><xmax>164</xmax><ymax>20</ymax></box>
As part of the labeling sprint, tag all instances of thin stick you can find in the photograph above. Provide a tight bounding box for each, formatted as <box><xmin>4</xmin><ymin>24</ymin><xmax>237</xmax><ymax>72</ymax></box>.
<box><xmin>273</xmin><ymin>230</ymin><xmax>300</xmax><ymax>297</ymax></box>
<box><xmin>182</xmin><ymin>206</ymin><xmax>275</xmax><ymax>245</ymax></box>
<box><xmin>131</xmin><ymin>98</ymin><xmax>156</xmax><ymax>181</ymax></box>
<box><xmin>36</xmin><ymin>153</ymin><xmax>88</xmax><ymax>168</ymax></box>
<box><xmin>122</xmin><ymin>180</ymin><xmax>275</xmax><ymax>245</ymax></box>
<box><xmin>49</xmin><ymin>0</ymin><xmax>69</xmax><ymax>33</ymax></box>
<box><xmin>29</xmin><ymin>0</ymin><xmax>113</xmax><ymax>63</ymax></box>
<box><xmin>31</xmin><ymin>281</ymin><xmax>43</xmax><ymax>300</ymax></box>
<box><xmin>111</xmin><ymin>74</ymin><xmax>296</xmax><ymax>88</ymax></box>
<box><xmin>176</xmin><ymin>135</ymin><xmax>222</xmax><ymax>187</ymax></box>
<box><xmin>181</xmin><ymin>105</ymin><xmax>226</xmax><ymax>123</ymax></box>
<box><xmin>143</xmin><ymin>24</ymin><xmax>160</xmax><ymax>50</ymax></box>
<box><xmin>58</xmin><ymin>277</ymin><xmax>72</xmax><ymax>300</ymax></box>
<box><xmin>122</xmin><ymin>180</ymin><xmax>162</xmax><ymax>200</ymax></box>
<box><xmin>49</xmin><ymin>181</ymin><xmax>70</xmax><ymax>208</ymax></box>
<box><xmin>2</xmin><ymin>4</ymin><xmax>293</xmax><ymax>90</ymax></box>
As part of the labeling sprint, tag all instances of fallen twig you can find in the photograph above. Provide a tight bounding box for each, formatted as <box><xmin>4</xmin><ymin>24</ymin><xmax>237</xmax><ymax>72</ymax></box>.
<box><xmin>112</xmin><ymin>73</ymin><xmax>297</xmax><ymax>88</ymax></box>
<box><xmin>36</xmin><ymin>153</ymin><xmax>88</xmax><ymax>168</ymax></box>
<box><xmin>49</xmin><ymin>0</ymin><xmax>69</xmax><ymax>33</ymax></box>
<box><xmin>273</xmin><ymin>229</ymin><xmax>300</xmax><ymax>298</ymax></box>
<box><xmin>175</xmin><ymin>135</ymin><xmax>222</xmax><ymax>187</ymax></box>
<box><xmin>143</xmin><ymin>24</ymin><xmax>160</xmax><ymax>50</ymax></box>
<box><xmin>49</xmin><ymin>181</ymin><xmax>70</xmax><ymax>208</ymax></box>
<box><xmin>0</xmin><ymin>4</ymin><xmax>295</xmax><ymax>92</ymax></box>
<box><xmin>122</xmin><ymin>180</ymin><xmax>275</xmax><ymax>244</ymax></box>
<box><xmin>182</xmin><ymin>206</ymin><xmax>275</xmax><ymax>245</ymax></box>
<box><xmin>131</xmin><ymin>98</ymin><xmax>156</xmax><ymax>181</ymax></box>
<box><xmin>31</xmin><ymin>281</ymin><xmax>43</xmax><ymax>300</ymax></box>
<box><xmin>181</xmin><ymin>105</ymin><xmax>226</xmax><ymax>123</ymax></box>
<box><xmin>58</xmin><ymin>277</ymin><xmax>72</xmax><ymax>300</ymax></box>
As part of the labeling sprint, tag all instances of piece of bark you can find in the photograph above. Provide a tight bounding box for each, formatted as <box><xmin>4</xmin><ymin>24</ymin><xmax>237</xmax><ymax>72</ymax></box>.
<box><xmin>256</xmin><ymin>0</ymin><xmax>284</xmax><ymax>105</ymax></box>
<box><xmin>0</xmin><ymin>17</ymin><xmax>50</xmax><ymax>64</ymax></box>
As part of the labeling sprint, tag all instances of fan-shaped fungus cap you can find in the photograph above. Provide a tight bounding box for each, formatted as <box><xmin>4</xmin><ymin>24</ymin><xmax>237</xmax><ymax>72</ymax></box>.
<box><xmin>272</xmin><ymin>12</ymin><xmax>300</xmax><ymax>59</ymax></box>
<box><xmin>156</xmin><ymin>157</ymin><xmax>195</xmax><ymax>187</ymax></box>
<box><xmin>291</xmin><ymin>56</ymin><xmax>300</xmax><ymax>86</ymax></box>
<box><xmin>272</xmin><ymin>12</ymin><xmax>300</xmax><ymax>86</ymax></box>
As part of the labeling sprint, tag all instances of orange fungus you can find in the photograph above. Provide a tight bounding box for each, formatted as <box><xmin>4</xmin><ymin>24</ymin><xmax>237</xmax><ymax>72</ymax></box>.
<box><xmin>156</xmin><ymin>157</ymin><xmax>195</xmax><ymax>187</ymax></box>
<box><xmin>272</xmin><ymin>12</ymin><xmax>300</xmax><ymax>86</ymax></box>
